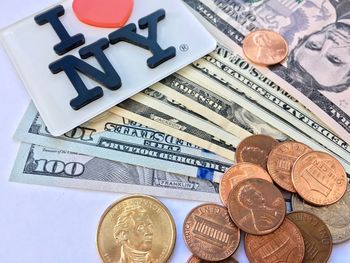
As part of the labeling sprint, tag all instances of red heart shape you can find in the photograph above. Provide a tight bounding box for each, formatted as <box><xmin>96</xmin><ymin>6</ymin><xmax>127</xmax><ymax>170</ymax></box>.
<box><xmin>72</xmin><ymin>0</ymin><xmax>134</xmax><ymax>28</ymax></box>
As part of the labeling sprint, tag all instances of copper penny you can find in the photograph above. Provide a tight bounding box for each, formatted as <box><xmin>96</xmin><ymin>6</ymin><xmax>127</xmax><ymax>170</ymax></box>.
<box><xmin>292</xmin><ymin>151</ymin><xmax>347</xmax><ymax>206</ymax></box>
<box><xmin>220</xmin><ymin>162</ymin><xmax>272</xmax><ymax>206</ymax></box>
<box><xmin>287</xmin><ymin>211</ymin><xmax>332</xmax><ymax>263</ymax></box>
<box><xmin>187</xmin><ymin>255</ymin><xmax>239</xmax><ymax>263</ymax></box>
<box><xmin>243</xmin><ymin>29</ymin><xmax>288</xmax><ymax>66</ymax></box>
<box><xmin>183</xmin><ymin>204</ymin><xmax>240</xmax><ymax>261</ymax></box>
<box><xmin>292</xmin><ymin>188</ymin><xmax>350</xmax><ymax>244</ymax></box>
<box><xmin>267</xmin><ymin>141</ymin><xmax>312</xmax><ymax>192</ymax></box>
<box><xmin>235</xmin><ymin>135</ymin><xmax>278</xmax><ymax>170</ymax></box>
<box><xmin>227</xmin><ymin>178</ymin><xmax>285</xmax><ymax>235</ymax></box>
<box><xmin>245</xmin><ymin>218</ymin><xmax>305</xmax><ymax>263</ymax></box>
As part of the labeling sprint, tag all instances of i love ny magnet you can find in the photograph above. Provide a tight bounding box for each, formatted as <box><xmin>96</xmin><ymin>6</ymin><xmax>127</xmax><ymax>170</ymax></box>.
<box><xmin>1</xmin><ymin>0</ymin><xmax>216</xmax><ymax>136</ymax></box>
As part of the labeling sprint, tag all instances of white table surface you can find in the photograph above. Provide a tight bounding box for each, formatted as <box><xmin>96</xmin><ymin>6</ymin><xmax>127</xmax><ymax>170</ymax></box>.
<box><xmin>0</xmin><ymin>1</ymin><xmax>349</xmax><ymax>262</ymax></box>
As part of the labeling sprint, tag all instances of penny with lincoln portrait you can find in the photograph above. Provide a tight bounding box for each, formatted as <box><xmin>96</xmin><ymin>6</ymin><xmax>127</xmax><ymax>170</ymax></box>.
<box><xmin>219</xmin><ymin>162</ymin><xmax>272</xmax><ymax>206</ymax></box>
<box><xmin>267</xmin><ymin>141</ymin><xmax>312</xmax><ymax>192</ymax></box>
<box><xmin>235</xmin><ymin>135</ymin><xmax>279</xmax><ymax>171</ymax></box>
<box><xmin>243</xmin><ymin>29</ymin><xmax>288</xmax><ymax>66</ymax></box>
<box><xmin>227</xmin><ymin>178</ymin><xmax>285</xmax><ymax>235</ymax></box>
<box><xmin>292</xmin><ymin>151</ymin><xmax>347</xmax><ymax>206</ymax></box>
<box><xmin>183</xmin><ymin>204</ymin><xmax>240</xmax><ymax>261</ymax></box>
<box><xmin>287</xmin><ymin>211</ymin><xmax>332</xmax><ymax>263</ymax></box>
<box><xmin>245</xmin><ymin>218</ymin><xmax>305</xmax><ymax>263</ymax></box>
<box><xmin>96</xmin><ymin>195</ymin><xmax>176</xmax><ymax>263</ymax></box>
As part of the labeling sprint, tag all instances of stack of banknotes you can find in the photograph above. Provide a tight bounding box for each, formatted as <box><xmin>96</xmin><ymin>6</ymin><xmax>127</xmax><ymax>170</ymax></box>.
<box><xmin>11</xmin><ymin>0</ymin><xmax>350</xmax><ymax>203</ymax></box>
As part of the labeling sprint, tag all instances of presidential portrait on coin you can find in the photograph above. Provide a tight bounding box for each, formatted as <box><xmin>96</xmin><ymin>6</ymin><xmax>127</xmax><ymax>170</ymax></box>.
<box><xmin>299</xmin><ymin>193</ymin><xmax>350</xmax><ymax>229</ymax></box>
<box><xmin>237</xmin><ymin>183</ymin><xmax>282</xmax><ymax>232</ymax></box>
<box><xmin>250</xmin><ymin>31</ymin><xmax>276</xmax><ymax>64</ymax></box>
<box><xmin>113</xmin><ymin>205</ymin><xmax>154</xmax><ymax>263</ymax></box>
<box><xmin>325</xmin><ymin>197</ymin><xmax>350</xmax><ymax>229</ymax></box>
<box><xmin>288</xmin><ymin>0</ymin><xmax>350</xmax><ymax>94</ymax></box>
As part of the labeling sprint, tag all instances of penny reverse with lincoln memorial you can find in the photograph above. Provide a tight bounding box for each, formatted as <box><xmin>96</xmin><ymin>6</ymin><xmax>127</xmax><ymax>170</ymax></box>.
<box><xmin>183</xmin><ymin>204</ymin><xmax>240</xmax><ymax>261</ymax></box>
<box><xmin>292</xmin><ymin>151</ymin><xmax>347</xmax><ymax>206</ymax></box>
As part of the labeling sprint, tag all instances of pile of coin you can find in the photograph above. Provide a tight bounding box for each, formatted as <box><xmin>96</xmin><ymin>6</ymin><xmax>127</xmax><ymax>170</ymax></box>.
<box><xmin>94</xmin><ymin>135</ymin><xmax>348</xmax><ymax>262</ymax></box>
<box><xmin>183</xmin><ymin>134</ymin><xmax>348</xmax><ymax>262</ymax></box>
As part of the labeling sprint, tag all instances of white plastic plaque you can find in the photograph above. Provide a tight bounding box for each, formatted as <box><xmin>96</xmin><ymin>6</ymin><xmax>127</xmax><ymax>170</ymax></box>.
<box><xmin>1</xmin><ymin>0</ymin><xmax>216</xmax><ymax>136</ymax></box>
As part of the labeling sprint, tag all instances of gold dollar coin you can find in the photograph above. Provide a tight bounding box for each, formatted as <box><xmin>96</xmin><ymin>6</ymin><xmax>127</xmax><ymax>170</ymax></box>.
<box><xmin>97</xmin><ymin>195</ymin><xmax>176</xmax><ymax>263</ymax></box>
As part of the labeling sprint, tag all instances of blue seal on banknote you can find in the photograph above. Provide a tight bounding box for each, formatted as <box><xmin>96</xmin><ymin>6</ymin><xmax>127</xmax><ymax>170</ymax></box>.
<box><xmin>197</xmin><ymin>167</ymin><xmax>215</xmax><ymax>181</ymax></box>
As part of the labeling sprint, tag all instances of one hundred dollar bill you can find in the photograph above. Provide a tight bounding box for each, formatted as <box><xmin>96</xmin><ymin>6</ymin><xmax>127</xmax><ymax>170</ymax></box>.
<box><xmin>183</xmin><ymin>0</ymin><xmax>350</xmax><ymax>144</ymax></box>
<box><xmin>109</xmin><ymin>89</ymin><xmax>238</xmax><ymax>161</ymax></box>
<box><xmin>11</xmin><ymin>143</ymin><xmax>220</xmax><ymax>202</ymax></box>
<box><xmin>14</xmin><ymin>103</ymin><xmax>232</xmax><ymax>182</ymax></box>
<box><xmin>10</xmin><ymin>143</ymin><xmax>293</xmax><ymax>208</ymax></box>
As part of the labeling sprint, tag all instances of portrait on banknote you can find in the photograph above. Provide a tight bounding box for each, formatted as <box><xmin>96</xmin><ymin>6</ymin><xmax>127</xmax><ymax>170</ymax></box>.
<box><xmin>246</xmin><ymin>0</ymin><xmax>350</xmax><ymax>111</ymax></box>
<box><xmin>287</xmin><ymin>0</ymin><xmax>350</xmax><ymax>95</ymax></box>
<box><xmin>233</xmin><ymin>107</ymin><xmax>288</xmax><ymax>140</ymax></box>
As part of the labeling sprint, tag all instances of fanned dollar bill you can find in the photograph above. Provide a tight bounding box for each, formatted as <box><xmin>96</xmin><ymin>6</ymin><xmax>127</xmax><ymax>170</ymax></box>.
<box><xmin>14</xmin><ymin>103</ymin><xmax>232</xmax><ymax>182</ymax></box>
<box><xmin>11</xmin><ymin>143</ymin><xmax>220</xmax><ymax>202</ymax></box>
<box><xmin>152</xmin><ymin>71</ymin><xmax>288</xmax><ymax>141</ymax></box>
<box><xmin>118</xmin><ymin>56</ymin><xmax>350</xmax><ymax>172</ymax></box>
<box><xmin>186</xmin><ymin>46</ymin><xmax>350</xmax><ymax>172</ymax></box>
<box><xmin>183</xmin><ymin>0</ymin><xmax>350</xmax><ymax>144</ymax></box>
<box><xmin>110</xmin><ymin>52</ymin><xmax>350</xmax><ymax>173</ymax></box>
<box><xmin>138</xmin><ymin>44</ymin><xmax>349</xmax><ymax>172</ymax></box>
<box><xmin>109</xmin><ymin>89</ymin><xmax>238</xmax><ymax>161</ymax></box>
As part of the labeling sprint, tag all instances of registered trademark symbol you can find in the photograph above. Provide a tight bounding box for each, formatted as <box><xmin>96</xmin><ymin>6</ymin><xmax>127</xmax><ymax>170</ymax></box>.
<box><xmin>179</xmin><ymin>44</ymin><xmax>189</xmax><ymax>52</ymax></box>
